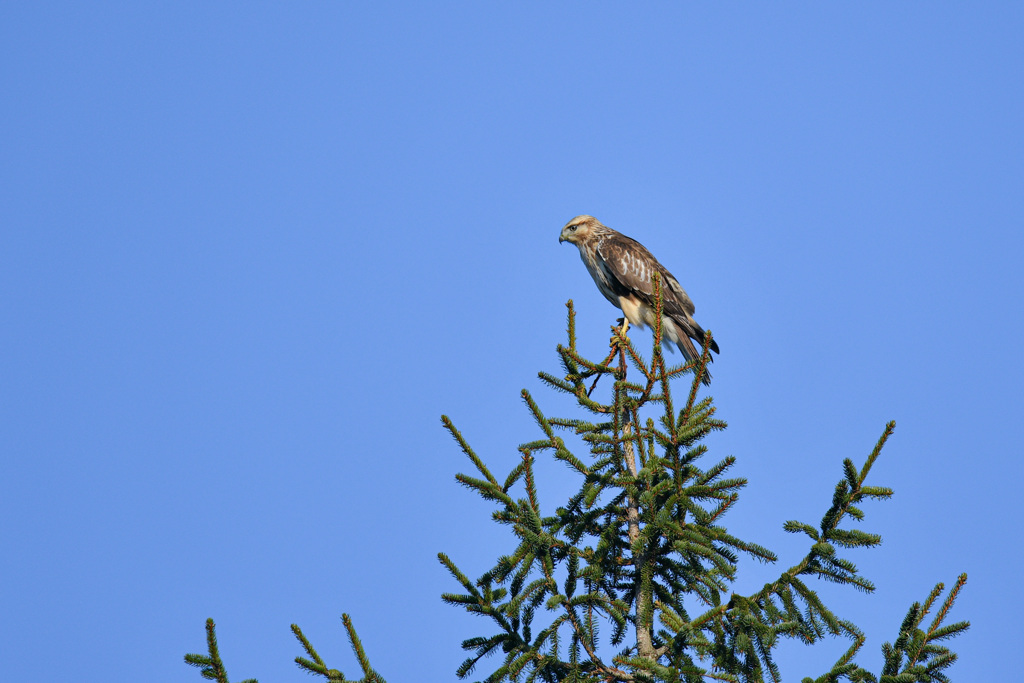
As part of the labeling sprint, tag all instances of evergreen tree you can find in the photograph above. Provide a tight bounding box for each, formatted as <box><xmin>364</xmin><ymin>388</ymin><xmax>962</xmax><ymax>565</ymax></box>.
<box><xmin>187</xmin><ymin>276</ymin><xmax>968</xmax><ymax>682</ymax></box>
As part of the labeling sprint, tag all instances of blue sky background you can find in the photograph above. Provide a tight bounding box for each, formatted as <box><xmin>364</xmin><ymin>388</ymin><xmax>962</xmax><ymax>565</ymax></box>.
<box><xmin>2</xmin><ymin>3</ymin><xmax>1021</xmax><ymax>681</ymax></box>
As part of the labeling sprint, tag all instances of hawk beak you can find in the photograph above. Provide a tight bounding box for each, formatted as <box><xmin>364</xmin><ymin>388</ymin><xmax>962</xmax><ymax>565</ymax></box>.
<box><xmin>558</xmin><ymin>235</ymin><xmax>565</xmax><ymax>244</ymax></box>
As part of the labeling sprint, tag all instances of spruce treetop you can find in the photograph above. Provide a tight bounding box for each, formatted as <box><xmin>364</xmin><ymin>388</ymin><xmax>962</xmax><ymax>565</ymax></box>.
<box><xmin>186</xmin><ymin>275</ymin><xmax>968</xmax><ymax>683</ymax></box>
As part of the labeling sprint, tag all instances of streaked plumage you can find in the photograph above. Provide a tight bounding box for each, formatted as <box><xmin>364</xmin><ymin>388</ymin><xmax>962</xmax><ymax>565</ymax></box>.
<box><xmin>559</xmin><ymin>215</ymin><xmax>719</xmax><ymax>384</ymax></box>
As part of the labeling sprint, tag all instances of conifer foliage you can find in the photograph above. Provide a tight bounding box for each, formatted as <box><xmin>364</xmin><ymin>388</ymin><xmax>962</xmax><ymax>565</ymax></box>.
<box><xmin>184</xmin><ymin>619</ymin><xmax>257</xmax><ymax>683</ymax></box>
<box><xmin>186</xmin><ymin>275</ymin><xmax>968</xmax><ymax>682</ymax></box>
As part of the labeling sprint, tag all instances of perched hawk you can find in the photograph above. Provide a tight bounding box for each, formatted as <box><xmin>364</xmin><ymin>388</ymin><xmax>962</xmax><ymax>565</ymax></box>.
<box><xmin>559</xmin><ymin>215</ymin><xmax>719</xmax><ymax>384</ymax></box>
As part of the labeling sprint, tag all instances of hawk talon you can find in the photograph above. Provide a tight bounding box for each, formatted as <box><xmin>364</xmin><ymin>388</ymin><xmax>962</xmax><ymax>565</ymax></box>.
<box><xmin>610</xmin><ymin>318</ymin><xmax>630</xmax><ymax>348</ymax></box>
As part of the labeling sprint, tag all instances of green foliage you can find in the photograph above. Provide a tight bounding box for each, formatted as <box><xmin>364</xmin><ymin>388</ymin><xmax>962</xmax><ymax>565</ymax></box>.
<box><xmin>185</xmin><ymin>274</ymin><xmax>968</xmax><ymax>682</ymax></box>
<box><xmin>876</xmin><ymin>575</ymin><xmax>969</xmax><ymax>683</ymax></box>
<box><xmin>184</xmin><ymin>615</ymin><xmax>383</xmax><ymax>683</ymax></box>
<box><xmin>184</xmin><ymin>619</ymin><xmax>258</xmax><ymax>683</ymax></box>
<box><xmin>291</xmin><ymin>615</ymin><xmax>386</xmax><ymax>683</ymax></box>
<box><xmin>437</xmin><ymin>276</ymin><xmax>968</xmax><ymax>682</ymax></box>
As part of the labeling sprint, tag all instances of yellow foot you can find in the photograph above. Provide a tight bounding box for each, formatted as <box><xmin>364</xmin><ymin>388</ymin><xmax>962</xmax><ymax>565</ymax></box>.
<box><xmin>610</xmin><ymin>318</ymin><xmax>630</xmax><ymax>347</ymax></box>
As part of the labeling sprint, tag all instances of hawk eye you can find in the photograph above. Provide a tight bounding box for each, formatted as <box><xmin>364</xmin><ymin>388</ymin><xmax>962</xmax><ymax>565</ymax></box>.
<box><xmin>569</xmin><ymin>225</ymin><xmax>578</xmax><ymax>231</ymax></box>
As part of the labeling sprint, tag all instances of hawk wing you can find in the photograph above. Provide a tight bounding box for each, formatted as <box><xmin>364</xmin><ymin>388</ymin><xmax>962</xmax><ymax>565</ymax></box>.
<box><xmin>596</xmin><ymin>233</ymin><xmax>696</xmax><ymax>319</ymax></box>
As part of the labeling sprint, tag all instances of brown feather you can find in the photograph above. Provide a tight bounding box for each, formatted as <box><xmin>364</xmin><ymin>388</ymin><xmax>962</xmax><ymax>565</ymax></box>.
<box><xmin>560</xmin><ymin>215</ymin><xmax>719</xmax><ymax>385</ymax></box>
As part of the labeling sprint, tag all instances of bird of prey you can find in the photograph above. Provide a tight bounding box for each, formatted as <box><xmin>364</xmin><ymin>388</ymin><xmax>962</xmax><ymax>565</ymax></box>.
<box><xmin>559</xmin><ymin>215</ymin><xmax>719</xmax><ymax>384</ymax></box>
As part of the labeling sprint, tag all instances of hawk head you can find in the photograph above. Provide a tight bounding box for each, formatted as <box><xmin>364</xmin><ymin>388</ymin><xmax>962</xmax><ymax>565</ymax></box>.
<box><xmin>559</xmin><ymin>215</ymin><xmax>604</xmax><ymax>245</ymax></box>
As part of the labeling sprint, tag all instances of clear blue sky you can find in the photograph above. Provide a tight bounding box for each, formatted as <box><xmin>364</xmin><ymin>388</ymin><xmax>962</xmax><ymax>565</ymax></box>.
<box><xmin>2</xmin><ymin>3</ymin><xmax>1021</xmax><ymax>681</ymax></box>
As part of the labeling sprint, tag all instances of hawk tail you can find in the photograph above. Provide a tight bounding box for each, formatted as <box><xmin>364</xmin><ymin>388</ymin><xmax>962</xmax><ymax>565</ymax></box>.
<box><xmin>693</xmin><ymin>324</ymin><xmax>720</xmax><ymax>355</ymax></box>
<box><xmin>666</xmin><ymin>316</ymin><xmax>717</xmax><ymax>387</ymax></box>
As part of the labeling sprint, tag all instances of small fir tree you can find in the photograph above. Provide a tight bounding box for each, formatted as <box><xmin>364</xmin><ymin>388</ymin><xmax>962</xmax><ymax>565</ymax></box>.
<box><xmin>187</xmin><ymin>276</ymin><xmax>968</xmax><ymax>682</ymax></box>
